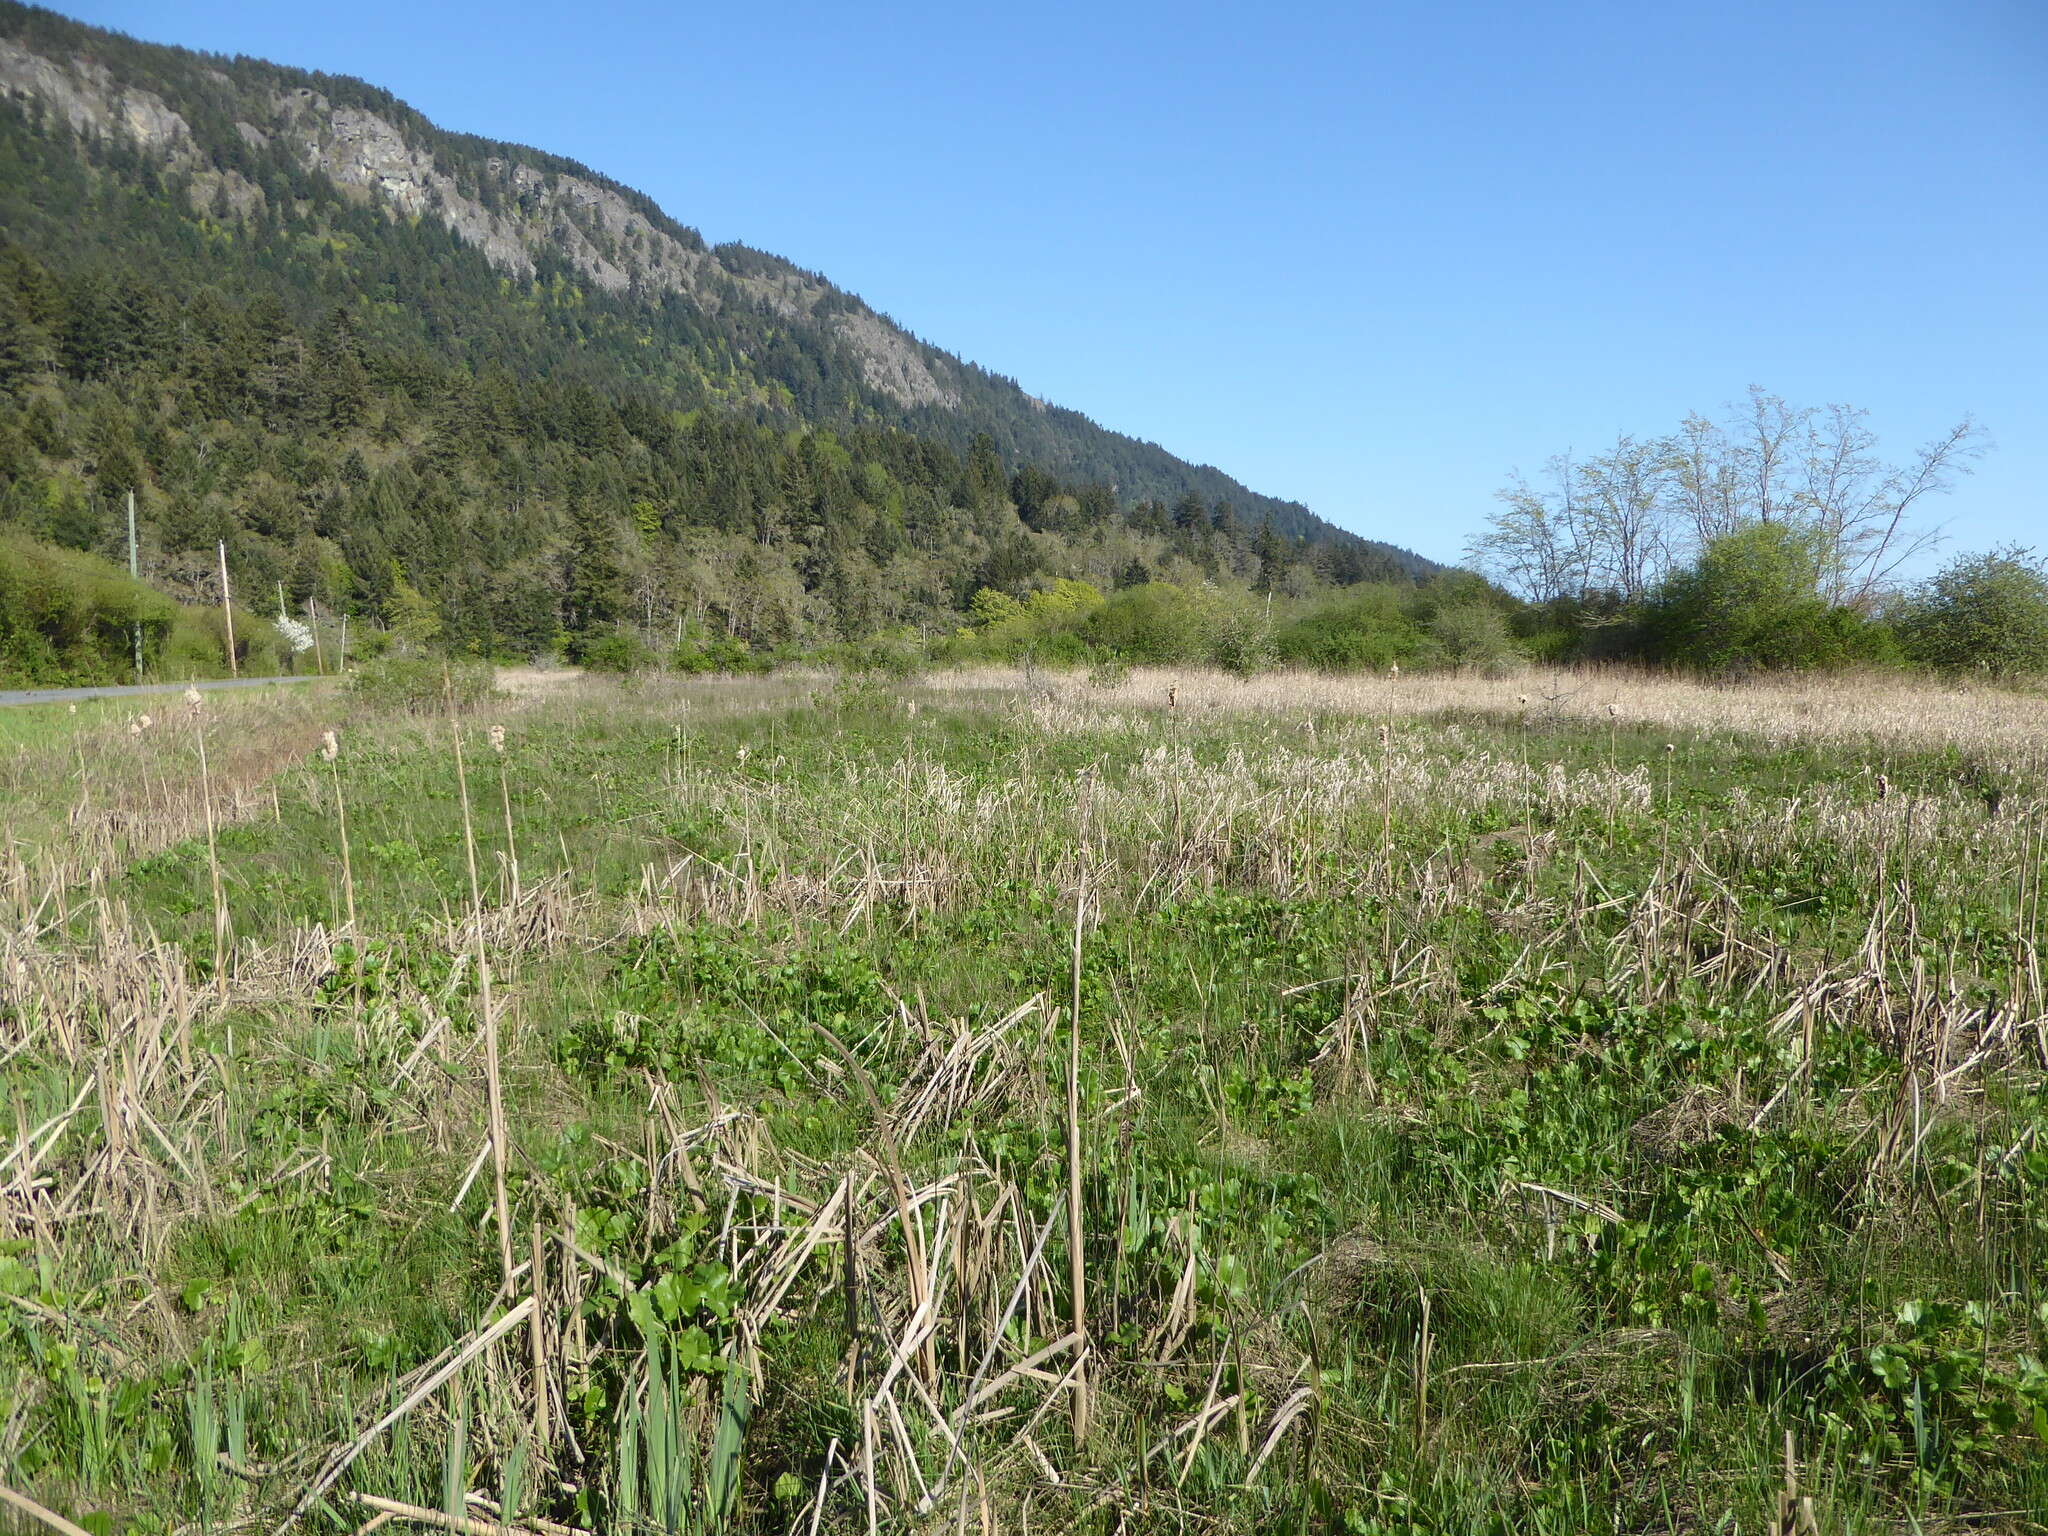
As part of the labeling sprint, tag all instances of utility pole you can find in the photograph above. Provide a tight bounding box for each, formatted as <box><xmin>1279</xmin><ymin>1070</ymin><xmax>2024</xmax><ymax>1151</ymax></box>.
<box><xmin>126</xmin><ymin>490</ymin><xmax>141</xmax><ymax>681</ymax></box>
<box><xmin>309</xmin><ymin>598</ymin><xmax>326</xmax><ymax>675</ymax></box>
<box><xmin>217</xmin><ymin>539</ymin><xmax>238</xmax><ymax>678</ymax></box>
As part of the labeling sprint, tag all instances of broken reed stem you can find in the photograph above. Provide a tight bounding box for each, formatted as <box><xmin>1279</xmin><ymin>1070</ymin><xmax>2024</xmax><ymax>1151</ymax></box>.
<box><xmin>1415</xmin><ymin>1286</ymin><xmax>1433</xmax><ymax>1443</ymax></box>
<box><xmin>449</xmin><ymin>681</ymin><xmax>515</xmax><ymax>1290</ymax></box>
<box><xmin>530</xmin><ymin>1222</ymin><xmax>550</xmax><ymax>1464</ymax></box>
<box><xmin>499</xmin><ymin>756</ymin><xmax>520</xmax><ymax>908</ymax></box>
<box><xmin>330</xmin><ymin>754</ymin><xmax>357</xmax><ymax>935</ymax></box>
<box><xmin>1067</xmin><ymin>882</ymin><xmax>1091</xmax><ymax>1444</ymax></box>
<box><xmin>292</xmin><ymin>1297</ymin><xmax>537</xmax><ymax>1519</ymax></box>
<box><xmin>195</xmin><ymin>717</ymin><xmax>229</xmax><ymax>978</ymax></box>
<box><xmin>0</xmin><ymin>1482</ymin><xmax>95</xmax><ymax>1536</ymax></box>
<box><xmin>349</xmin><ymin>1492</ymin><xmax>588</xmax><ymax>1536</ymax></box>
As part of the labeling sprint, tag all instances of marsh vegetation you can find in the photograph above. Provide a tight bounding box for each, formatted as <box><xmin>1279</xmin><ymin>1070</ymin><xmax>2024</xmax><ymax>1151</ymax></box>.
<box><xmin>1</xmin><ymin>667</ymin><xmax>2045</xmax><ymax>1534</ymax></box>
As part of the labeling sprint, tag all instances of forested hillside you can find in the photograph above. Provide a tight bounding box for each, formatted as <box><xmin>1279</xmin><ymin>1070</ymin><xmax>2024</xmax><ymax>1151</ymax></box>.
<box><xmin>0</xmin><ymin>1</ymin><xmax>1430</xmax><ymax>670</ymax></box>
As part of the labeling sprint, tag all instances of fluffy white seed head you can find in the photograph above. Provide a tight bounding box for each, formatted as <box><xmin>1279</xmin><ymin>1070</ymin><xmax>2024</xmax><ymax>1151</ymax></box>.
<box><xmin>320</xmin><ymin>730</ymin><xmax>339</xmax><ymax>763</ymax></box>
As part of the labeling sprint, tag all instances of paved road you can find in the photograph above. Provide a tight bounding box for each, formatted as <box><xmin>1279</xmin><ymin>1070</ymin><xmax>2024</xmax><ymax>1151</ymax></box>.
<box><xmin>0</xmin><ymin>675</ymin><xmax>331</xmax><ymax>708</ymax></box>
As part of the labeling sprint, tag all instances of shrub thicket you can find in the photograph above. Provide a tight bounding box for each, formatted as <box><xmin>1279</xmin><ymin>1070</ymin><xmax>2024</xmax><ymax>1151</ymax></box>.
<box><xmin>1895</xmin><ymin>547</ymin><xmax>2048</xmax><ymax>681</ymax></box>
<box><xmin>0</xmin><ymin>532</ymin><xmax>287</xmax><ymax>684</ymax></box>
<box><xmin>1647</xmin><ymin>525</ymin><xmax>1896</xmax><ymax>674</ymax></box>
<box><xmin>575</xmin><ymin>633</ymin><xmax>652</xmax><ymax>676</ymax></box>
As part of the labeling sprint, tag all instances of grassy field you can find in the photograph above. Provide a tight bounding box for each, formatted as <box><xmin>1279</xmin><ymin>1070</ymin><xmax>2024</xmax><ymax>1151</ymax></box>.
<box><xmin>0</xmin><ymin>699</ymin><xmax>120</xmax><ymax>755</ymax></box>
<box><xmin>1</xmin><ymin>667</ymin><xmax>2045</xmax><ymax>1535</ymax></box>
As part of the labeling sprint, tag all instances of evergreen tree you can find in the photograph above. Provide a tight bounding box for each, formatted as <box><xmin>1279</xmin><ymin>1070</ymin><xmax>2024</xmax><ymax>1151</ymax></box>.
<box><xmin>0</xmin><ymin>294</ymin><xmax>51</xmax><ymax>394</ymax></box>
<box><xmin>1252</xmin><ymin>516</ymin><xmax>1288</xmax><ymax>594</ymax></box>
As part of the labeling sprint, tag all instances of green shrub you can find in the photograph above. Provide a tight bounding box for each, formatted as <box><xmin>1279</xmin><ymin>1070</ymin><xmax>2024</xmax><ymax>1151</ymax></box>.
<box><xmin>1269</xmin><ymin>574</ymin><xmax>1526</xmax><ymax>674</ymax></box>
<box><xmin>0</xmin><ymin>532</ymin><xmax>176</xmax><ymax>684</ymax></box>
<box><xmin>822</xmin><ymin>632</ymin><xmax>926</xmax><ymax>680</ymax></box>
<box><xmin>949</xmin><ymin>579</ymin><xmax>1107</xmax><ymax>663</ymax></box>
<box><xmin>157</xmin><ymin>607</ymin><xmax>286</xmax><ymax>680</ymax></box>
<box><xmin>346</xmin><ymin>625</ymin><xmax>394</xmax><ymax>663</ymax></box>
<box><xmin>576</xmin><ymin>633</ymin><xmax>649</xmax><ymax>676</ymax></box>
<box><xmin>1895</xmin><ymin>547</ymin><xmax>2048</xmax><ymax>681</ymax></box>
<box><xmin>1079</xmin><ymin>582</ymin><xmax>1216</xmax><ymax>664</ymax></box>
<box><xmin>1648</xmin><ymin>524</ymin><xmax>1893</xmax><ymax>673</ymax></box>
<box><xmin>1207</xmin><ymin>596</ymin><xmax>1277</xmax><ymax>675</ymax></box>
<box><xmin>1428</xmin><ymin>601</ymin><xmax>1521</xmax><ymax>671</ymax></box>
<box><xmin>672</xmin><ymin>638</ymin><xmax>763</xmax><ymax>675</ymax></box>
<box><xmin>160</xmin><ymin>607</ymin><xmax>224</xmax><ymax>679</ymax></box>
<box><xmin>347</xmin><ymin>654</ymin><xmax>496</xmax><ymax>714</ymax></box>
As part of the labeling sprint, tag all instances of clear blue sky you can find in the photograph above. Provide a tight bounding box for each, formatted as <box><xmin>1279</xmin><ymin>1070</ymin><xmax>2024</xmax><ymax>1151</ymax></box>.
<box><xmin>52</xmin><ymin>0</ymin><xmax>2048</xmax><ymax>568</ymax></box>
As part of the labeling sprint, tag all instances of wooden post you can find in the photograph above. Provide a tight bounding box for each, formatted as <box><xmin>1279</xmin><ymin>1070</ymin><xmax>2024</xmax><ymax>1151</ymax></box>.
<box><xmin>126</xmin><ymin>490</ymin><xmax>142</xmax><ymax>681</ymax></box>
<box><xmin>309</xmin><ymin>599</ymin><xmax>326</xmax><ymax>676</ymax></box>
<box><xmin>217</xmin><ymin>540</ymin><xmax>238</xmax><ymax>678</ymax></box>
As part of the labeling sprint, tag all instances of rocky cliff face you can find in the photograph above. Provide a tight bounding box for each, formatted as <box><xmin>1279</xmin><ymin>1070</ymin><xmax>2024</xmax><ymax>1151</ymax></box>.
<box><xmin>0</xmin><ymin>34</ymin><xmax>961</xmax><ymax>411</ymax></box>
<box><xmin>0</xmin><ymin>6</ymin><xmax>1435</xmax><ymax>569</ymax></box>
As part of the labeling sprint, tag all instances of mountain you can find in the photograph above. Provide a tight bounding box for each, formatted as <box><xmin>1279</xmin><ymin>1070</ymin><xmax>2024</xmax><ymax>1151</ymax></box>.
<box><xmin>0</xmin><ymin>1</ymin><xmax>1434</xmax><ymax>659</ymax></box>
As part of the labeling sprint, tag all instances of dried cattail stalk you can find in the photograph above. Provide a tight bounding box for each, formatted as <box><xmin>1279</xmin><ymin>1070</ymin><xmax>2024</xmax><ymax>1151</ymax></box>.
<box><xmin>1067</xmin><ymin>884</ymin><xmax>1091</xmax><ymax>1444</ymax></box>
<box><xmin>448</xmin><ymin>684</ymin><xmax>516</xmax><ymax>1291</ymax></box>
<box><xmin>194</xmin><ymin>718</ymin><xmax>229</xmax><ymax>978</ymax></box>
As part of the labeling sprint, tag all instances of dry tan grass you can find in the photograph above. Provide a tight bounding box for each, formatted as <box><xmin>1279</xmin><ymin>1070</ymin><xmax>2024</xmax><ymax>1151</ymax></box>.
<box><xmin>930</xmin><ymin>665</ymin><xmax>2048</xmax><ymax>769</ymax></box>
<box><xmin>493</xmin><ymin>666</ymin><xmax>584</xmax><ymax>695</ymax></box>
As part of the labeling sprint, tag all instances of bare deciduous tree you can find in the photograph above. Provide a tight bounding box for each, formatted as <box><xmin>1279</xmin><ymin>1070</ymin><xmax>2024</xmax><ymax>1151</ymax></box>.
<box><xmin>1469</xmin><ymin>388</ymin><xmax>1984</xmax><ymax>610</ymax></box>
<box><xmin>1468</xmin><ymin>455</ymin><xmax>1591</xmax><ymax>604</ymax></box>
<box><xmin>1669</xmin><ymin>412</ymin><xmax>1743</xmax><ymax>547</ymax></box>
<box><xmin>1576</xmin><ymin>434</ymin><xmax>1670</xmax><ymax>602</ymax></box>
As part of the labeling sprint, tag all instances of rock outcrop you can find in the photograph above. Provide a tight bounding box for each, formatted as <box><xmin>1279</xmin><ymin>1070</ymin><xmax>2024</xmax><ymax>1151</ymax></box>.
<box><xmin>0</xmin><ymin>36</ymin><xmax>961</xmax><ymax>412</ymax></box>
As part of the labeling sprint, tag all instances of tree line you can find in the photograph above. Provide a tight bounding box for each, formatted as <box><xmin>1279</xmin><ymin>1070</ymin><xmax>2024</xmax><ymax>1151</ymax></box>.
<box><xmin>0</xmin><ymin>235</ymin><xmax>1423</xmax><ymax>684</ymax></box>
<box><xmin>1467</xmin><ymin>389</ymin><xmax>2046</xmax><ymax>679</ymax></box>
